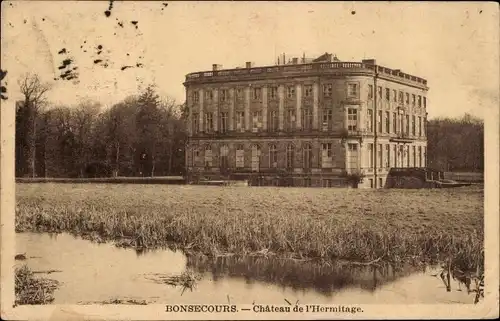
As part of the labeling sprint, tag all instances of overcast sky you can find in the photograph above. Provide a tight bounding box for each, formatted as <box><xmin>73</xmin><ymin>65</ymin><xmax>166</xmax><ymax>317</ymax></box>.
<box><xmin>1</xmin><ymin>1</ymin><xmax>498</xmax><ymax>119</ymax></box>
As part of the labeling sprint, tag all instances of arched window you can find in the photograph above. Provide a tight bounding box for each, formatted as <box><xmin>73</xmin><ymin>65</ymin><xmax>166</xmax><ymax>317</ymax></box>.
<box><xmin>286</xmin><ymin>144</ymin><xmax>295</xmax><ymax>169</ymax></box>
<box><xmin>269</xmin><ymin>144</ymin><xmax>278</xmax><ymax>168</ymax></box>
<box><xmin>303</xmin><ymin>144</ymin><xmax>312</xmax><ymax>169</ymax></box>
<box><xmin>204</xmin><ymin>145</ymin><xmax>212</xmax><ymax>168</ymax></box>
<box><xmin>220</xmin><ymin>145</ymin><xmax>229</xmax><ymax>168</ymax></box>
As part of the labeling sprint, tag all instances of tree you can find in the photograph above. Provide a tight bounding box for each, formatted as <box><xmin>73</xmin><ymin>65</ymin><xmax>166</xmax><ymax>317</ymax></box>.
<box><xmin>16</xmin><ymin>74</ymin><xmax>51</xmax><ymax>177</ymax></box>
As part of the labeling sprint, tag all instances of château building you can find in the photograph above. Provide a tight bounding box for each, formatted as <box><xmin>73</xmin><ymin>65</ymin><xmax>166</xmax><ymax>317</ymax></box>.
<box><xmin>183</xmin><ymin>53</ymin><xmax>428</xmax><ymax>188</ymax></box>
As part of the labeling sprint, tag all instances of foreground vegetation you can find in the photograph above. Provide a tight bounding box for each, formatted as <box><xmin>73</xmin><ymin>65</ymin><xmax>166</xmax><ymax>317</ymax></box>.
<box><xmin>16</xmin><ymin>184</ymin><xmax>484</xmax><ymax>275</ymax></box>
<box><xmin>15</xmin><ymin>265</ymin><xmax>59</xmax><ymax>305</ymax></box>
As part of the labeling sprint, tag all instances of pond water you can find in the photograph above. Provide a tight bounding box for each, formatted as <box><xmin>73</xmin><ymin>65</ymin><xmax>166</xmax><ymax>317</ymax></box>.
<box><xmin>15</xmin><ymin>232</ymin><xmax>475</xmax><ymax>304</ymax></box>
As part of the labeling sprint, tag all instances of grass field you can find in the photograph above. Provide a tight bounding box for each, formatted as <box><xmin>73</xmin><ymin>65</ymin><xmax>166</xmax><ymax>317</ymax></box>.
<box><xmin>16</xmin><ymin>183</ymin><xmax>484</xmax><ymax>272</ymax></box>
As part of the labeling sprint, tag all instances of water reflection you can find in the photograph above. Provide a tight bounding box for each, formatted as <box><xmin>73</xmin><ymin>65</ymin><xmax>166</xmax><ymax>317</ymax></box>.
<box><xmin>16</xmin><ymin>232</ymin><xmax>475</xmax><ymax>304</ymax></box>
<box><xmin>186</xmin><ymin>255</ymin><xmax>418</xmax><ymax>296</ymax></box>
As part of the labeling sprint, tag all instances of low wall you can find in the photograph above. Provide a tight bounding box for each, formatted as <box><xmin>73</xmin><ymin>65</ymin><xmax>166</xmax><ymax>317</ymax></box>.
<box><xmin>443</xmin><ymin>172</ymin><xmax>484</xmax><ymax>183</ymax></box>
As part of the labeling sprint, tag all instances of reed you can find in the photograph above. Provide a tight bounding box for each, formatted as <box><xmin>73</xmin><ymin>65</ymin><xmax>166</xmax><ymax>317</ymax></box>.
<box><xmin>15</xmin><ymin>265</ymin><xmax>59</xmax><ymax>305</ymax></box>
<box><xmin>16</xmin><ymin>183</ymin><xmax>484</xmax><ymax>274</ymax></box>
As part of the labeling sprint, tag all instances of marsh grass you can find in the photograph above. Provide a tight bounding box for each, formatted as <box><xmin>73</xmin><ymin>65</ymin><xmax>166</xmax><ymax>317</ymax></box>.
<box><xmin>16</xmin><ymin>184</ymin><xmax>484</xmax><ymax>276</ymax></box>
<box><xmin>144</xmin><ymin>271</ymin><xmax>202</xmax><ymax>295</ymax></box>
<box><xmin>15</xmin><ymin>265</ymin><xmax>59</xmax><ymax>305</ymax></box>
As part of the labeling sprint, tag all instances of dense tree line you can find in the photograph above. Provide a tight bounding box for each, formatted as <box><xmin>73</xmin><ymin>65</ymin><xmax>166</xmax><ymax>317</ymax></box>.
<box><xmin>427</xmin><ymin>114</ymin><xmax>484</xmax><ymax>172</ymax></box>
<box><xmin>15</xmin><ymin>74</ymin><xmax>187</xmax><ymax>178</ymax></box>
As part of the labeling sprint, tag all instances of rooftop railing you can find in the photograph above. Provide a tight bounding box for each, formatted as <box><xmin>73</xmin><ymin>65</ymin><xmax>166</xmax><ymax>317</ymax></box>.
<box><xmin>186</xmin><ymin>62</ymin><xmax>427</xmax><ymax>86</ymax></box>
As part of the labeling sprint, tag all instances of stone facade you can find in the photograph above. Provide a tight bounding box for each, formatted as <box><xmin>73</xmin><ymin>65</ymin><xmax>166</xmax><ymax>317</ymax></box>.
<box><xmin>184</xmin><ymin>57</ymin><xmax>429</xmax><ymax>188</ymax></box>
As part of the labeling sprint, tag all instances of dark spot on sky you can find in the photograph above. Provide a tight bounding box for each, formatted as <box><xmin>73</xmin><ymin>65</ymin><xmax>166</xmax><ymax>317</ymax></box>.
<box><xmin>121</xmin><ymin>66</ymin><xmax>133</xmax><ymax>71</ymax></box>
<box><xmin>42</xmin><ymin>18</ymin><xmax>45</xmax><ymax>21</ymax></box>
<box><xmin>58</xmin><ymin>65</ymin><xmax>66</xmax><ymax>70</ymax></box>
<box><xmin>126</xmin><ymin>53</ymin><xmax>130</xmax><ymax>56</ymax></box>
<box><xmin>351</xmin><ymin>10</ymin><xmax>356</xmax><ymax>15</ymax></box>
<box><xmin>62</xmin><ymin>58</ymin><xmax>73</xmax><ymax>66</ymax></box>
<box><xmin>84</xmin><ymin>40</ymin><xmax>87</xmax><ymax>44</ymax></box>
<box><xmin>58</xmin><ymin>48</ymin><xmax>67</xmax><ymax>55</ymax></box>
<box><xmin>479</xmin><ymin>10</ymin><xmax>482</xmax><ymax>14</ymax></box>
<box><xmin>136</xmin><ymin>63</ymin><xmax>143</xmax><ymax>68</ymax></box>
<box><xmin>97</xmin><ymin>51</ymin><xmax>102</xmax><ymax>55</ymax></box>
<box><xmin>73</xmin><ymin>67</ymin><xmax>78</xmax><ymax>70</ymax></box>
<box><xmin>131</xmin><ymin>21</ymin><xmax>138</xmax><ymax>29</ymax></box>
<box><xmin>83</xmin><ymin>50</ymin><xmax>87</xmax><ymax>53</ymax></box>
<box><xmin>104</xmin><ymin>0</ymin><xmax>114</xmax><ymax>17</ymax></box>
<box><xmin>162</xmin><ymin>2</ymin><xmax>168</xmax><ymax>10</ymax></box>
<box><xmin>114</xmin><ymin>33</ymin><xmax>116</xmax><ymax>36</ymax></box>
<box><xmin>24</xmin><ymin>19</ymin><xmax>27</xmax><ymax>24</ymax></box>
<box><xmin>97</xmin><ymin>45</ymin><xmax>103</xmax><ymax>50</ymax></box>
<box><xmin>103</xmin><ymin>63</ymin><xmax>109</xmax><ymax>68</ymax></box>
<box><xmin>9</xmin><ymin>23</ymin><xmax>13</xmax><ymax>27</ymax></box>
<box><xmin>94</xmin><ymin>59</ymin><xmax>103</xmax><ymax>64</ymax></box>
<box><xmin>118</xmin><ymin>21</ymin><xmax>124</xmax><ymax>28</ymax></box>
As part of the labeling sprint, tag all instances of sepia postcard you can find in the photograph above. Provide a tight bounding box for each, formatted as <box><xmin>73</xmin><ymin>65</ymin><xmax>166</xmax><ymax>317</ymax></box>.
<box><xmin>1</xmin><ymin>1</ymin><xmax>499</xmax><ymax>320</ymax></box>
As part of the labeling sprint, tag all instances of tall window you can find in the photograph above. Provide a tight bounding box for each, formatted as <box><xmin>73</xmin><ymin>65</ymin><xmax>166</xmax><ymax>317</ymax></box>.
<box><xmin>348</xmin><ymin>83</ymin><xmax>359</xmax><ymax>98</ymax></box>
<box><xmin>378</xmin><ymin>144</ymin><xmax>383</xmax><ymax>169</ymax></box>
<box><xmin>192</xmin><ymin>113</ymin><xmax>199</xmax><ymax>134</ymax></box>
<box><xmin>385</xmin><ymin>144</ymin><xmax>390</xmax><ymax>168</ymax></box>
<box><xmin>377</xmin><ymin>110</ymin><xmax>382</xmax><ymax>132</ymax></box>
<box><xmin>412</xmin><ymin>145</ymin><xmax>416</xmax><ymax>167</ymax></box>
<box><xmin>423</xmin><ymin>97</ymin><xmax>427</xmax><ymax>108</ymax></box>
<box><xmin>193</xmin><ymin>147</ymin><xmax>200</xmax><ymax>166</ymax></box>
<box><xmin>417</xmin><ymin>96</ymin><xmax>422</xmax><ymax>107</ymax></box>
<box><xmin>303</xmin><ymin>144</ymin><xmax>312</xmax><ymax>169</ymax></box>
<box><xmin>423</xmin><ymin>117</ymin><xmax>426</xmax><ymax>136</ymax></box>
<box><xmin>423</xmin><ymin>146</ymin><xmax>427</xmax><ymax>167</ymax></box>
<box><xmin>393</xmin><ymin>145</ymin><xmax>397</xmax><ymax>167</ymax></box>
<box><xmin>398</xmin><ymin>91</ymin><xmax>404</xmax><ymax>103</ymax></box>
<box><xmin>304</xmin><ymin>85</ymin><xmax>313</xmax><ymax>97</ymax></box>
<box><xmin>205</xmin><ymin>112</ymin><xmax>213</xmax><ymax>133</ymax></box>
<box><xmin>206</xmin><ymin>90</ymin><xmax>213</xmax><ymax>101</ymax></box>
<box><xmin>236</xmin><ymin>111</ymin><xmax>245</xmax><ymax>132</ymax></box>
<box><xmin>411</xmin><ymin>115</ymin><xmax>416</xmax><ymax>136</ymax></box>
<box><xmin>323</xmin><ymin>84</ymin><xmax>332</xmax><ymax>97</ymax></box>
<box><xmin>368</xmin><ymin>143</ymin><xmax>373</xmax><ymax>169</ymax></box>
<box><xmin>393</xmin><ymin>89</ymin><xmax>397</xmax><ymax>102</ymax></box>
<box><xmin>269</xmin><ymin>144</ymin><xmax>278</xmax><ymax>168</ymax></box>
<box><xmin>219</xmin><ymin>112</ymin><xmax>228</xmax><ymax>133</ymax></box>
<box><xmin>302</xmin><ymin>108</ymin><xmax>313</xmax><ymax>130</ymax></box>
<box><xmin>321</xmin><ymin>143</ymin><xmax>333</xmax><ymax>168</ymax></box>
<box><xmin>417</xmin><ymin>146</ymin><xmax>422</xmax><ymax>167</ymax></box>
<box><xmin>287</xmin><ymin>86</ymin><xmax>295</xmax><ymax>98</ymax></box>
<box><xmin>367</xmin><ymin>109</ymin><xmax>373</xmax><ymax>132</ymax></box>
<box><xmin>193</xmin><ymin>91</ymin><xmax>199</xmax><ymax>103</ymax></box>
<box><xmin>368</xmin><ymin>84</ymin><xmax>373</xmax><ymax>99</ymax></box>
<box><xmin>252</xmin><ymin>87</ymin><xmax>261</xmax><ymax>100</ymax></box>
<box><xmin>204</xmin><ymin>145</ymin><xmax>213</xmax><ymax>168</ymax></box>
<box><xmin>269</xmin><ymin>86</ymin><xmax>278</xmax><ymax>100</ymax></box>
<box><xmin>385</xmin><ymin>88</ymin><xmax>390</xmax><ymax>101</ymax></box>
<box><xmin>405</xmin><ymin>93</ymin><xmax>410</xmax><ymax>105</ymax></box>
<box><xmin>236</xmin><ymin>88</ymin><xmax>243</xmax><ymax>100</ymax></box>
<box><xmin>377</xmin><ymin>86</ymin><xmax>382</xmax><ymax>99</ymax></box>
<box><xmin>268</xmin><ymin>110</ymin><xmax>278</xmax><ymax>132</ymax></box>
<box><xmin>347</xmin><ymin>143</ymin><xmax>358</xmax><ymax>171</ymax></box>
<box><xmin>406</xmin><ymin>145</ymin><xmax>410</xmax><ymax>167</ymax></box>
<box><xmin>392</xmin><ymin>112</ymin><xmax>397</xmax><ymax>133</ymax></box>
<box><xmin>252</xmin><ymin>110</ymin><xmax>263</xmax><ymax>132</ymax></box>
<box><xmin>220</xmin><ymin>145</ymin><xmax>229</xmax><ymax>168</ymax></box>
<box><xmin>405</xmin><ymin>115</ymin><xmax>410</xmax><ymax>135</ymax></box>
<box><xmin>322</xmin><ymin>109</ymin><xmax>333</xmax><ymax>131</ymax></box>
<box><xmin>418</xmin><ymin>116</ymin><xmax>422</xmax><ymax>136</ymax></box>
<box><xmin>412</xmin><ymin>94</ymin><xmax>416</xmax><ymax>106</ymax></box>
<box><xmin>385</xmin><ymin>111</ymin><xmax>390</xmax><ymax>133</ymax></box>
<box><xmin>219</xmin><ymin>89</ymin><xmax>228</xmax><ymax>102</ymax></box>
<box><xmin>348</xmin><ymin>108</ymin><xmax>358</xmax><ymax>131</ymax></box>
<box><xmin>251</xmin><ymin>145</ymin><xmax>260</xmax><ymax>172</ymax></box>
<box><xmin>285</xmin><ymin>109</ymin><xmax>296</xmax><ymax>131</ymax></box>
<box><xmin>236</xmin><ymin>144</ymin><xmax>245</xmax><ymax>168</ymax></box>
<box><xmin>286</xmin><ymin>144</ymin><xmax>295</xmax><ymax>169</ymax></box>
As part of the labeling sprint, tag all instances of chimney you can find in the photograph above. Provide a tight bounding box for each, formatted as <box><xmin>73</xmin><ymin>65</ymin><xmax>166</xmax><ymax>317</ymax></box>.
<box><xmin>292</xmin><ymin>57</ymin><xmax>299</xmax><ymax>64</ymax></box>
<box><xmin>245</xmin><ymin>61</ymin><xmax>254</xmax><ymax>68</ymax></box>
<box><xmin>362</xmin><ymin>59</ymin><xmax>376</xmax><ymax>65</ymax></box>
<box><xmin>212</xmin><ymin>64</ymin><xmax>222</xmax><ymax>71</ymax></box>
